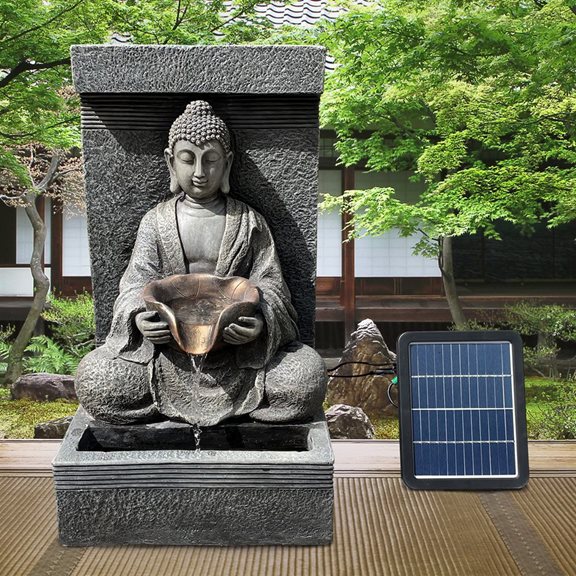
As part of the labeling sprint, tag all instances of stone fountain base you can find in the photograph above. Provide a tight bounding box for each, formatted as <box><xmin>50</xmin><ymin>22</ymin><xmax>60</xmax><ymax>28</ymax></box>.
<box><xmin>53</xmin><ymin>408</ymin><xmax>334</xmax><ymax>546</ymax></box>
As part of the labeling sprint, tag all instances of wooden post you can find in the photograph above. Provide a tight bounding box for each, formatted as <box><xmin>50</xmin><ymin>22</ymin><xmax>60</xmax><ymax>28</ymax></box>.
<box><xmin>340</xmin><ymin>167</ymin><xmax>356</xmax><ymax>342</ymax></box>
<box><xmin>51</xmin><ymin>198</ymin><xmax>63</xmax><ymax>295</ymax></box>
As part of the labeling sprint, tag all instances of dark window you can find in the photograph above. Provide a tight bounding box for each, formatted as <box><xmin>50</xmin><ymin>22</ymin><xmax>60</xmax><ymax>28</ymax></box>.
<box><xmin>319</xmin><ymin>131</ymin><xmax>339</xmax><ymax>167</ymax></box>
<box><xmin>454</xmin><ymin>222</ymin><xmax>576</xmax><ymax>281</ymax></box>
<box><xmin>0</xmin><ymin>202</ymin><xmax>16</xmax><ymax>265</ymax></box>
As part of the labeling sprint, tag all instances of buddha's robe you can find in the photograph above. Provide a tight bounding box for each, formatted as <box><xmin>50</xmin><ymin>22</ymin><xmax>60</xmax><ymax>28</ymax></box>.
<box><xmin>76</xmin><ymin>196</ymin><xmax>326</xmax><ymax>426</ymax></box>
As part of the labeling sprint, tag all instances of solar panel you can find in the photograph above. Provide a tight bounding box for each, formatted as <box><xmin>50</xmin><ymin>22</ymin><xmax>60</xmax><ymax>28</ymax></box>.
<box><xmin>397</xmin><ymin>331</ymin><xmax>529</xmax><ymax>490</ymax></box>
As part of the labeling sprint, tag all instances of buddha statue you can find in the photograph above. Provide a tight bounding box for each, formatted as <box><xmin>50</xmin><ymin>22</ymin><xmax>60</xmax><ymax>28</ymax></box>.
<box><xmin>75</xmin><ymin>101</ymin><xmax>327</xmax><ymax>427</ymax></box>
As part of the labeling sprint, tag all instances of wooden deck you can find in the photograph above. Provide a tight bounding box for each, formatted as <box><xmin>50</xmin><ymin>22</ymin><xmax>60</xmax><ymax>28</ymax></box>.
<box><xmin>2</xmin><ymin>439</ymin><xmax>575</xmax><ymax>477</ymax></box>
<box><xmin>0</xmin><ymin>440</ymin><xmax>575</xmax><ymax>576</ymax></box>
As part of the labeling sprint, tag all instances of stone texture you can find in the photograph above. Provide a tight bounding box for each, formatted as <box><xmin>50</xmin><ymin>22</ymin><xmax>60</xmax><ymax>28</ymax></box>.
<box><xmin>325</xmin><ymin>404</ymin><xmax>375</xmax><ymax>439</ymax></box>
<box><xmin>83</xmin><ymin>127</ymin><xmax>319</xmax><ymax>347</ymax></box>
<box><xmin>54</xmin><ymin>408</ymin><xmax>334</xmax><ymax>546</ymax></box>
<box><xmin>76</xmin><ymin>339</ymin><xmax>327</xmax><ymax>427</ymax></box>
<box><xmin>231</xmin><ymin>128</ymin><xmax>319</xmax><ymax>347</ymax></box>
<box><xmin>11</xmin><ymin>373</ymin><xmax>77</xmax><ymax>402</ymax></box>
<box><xmin>57</xmin><ymin>486</ymin><xmax>333</xmax><ymax>546</ymax></box>
<box><xmin>71</xmin><ymin>45</ymin><xmax>326</xmax><ymax>94</ymax></box>
<box><xmin>327</xmin><ymin>319</ymin><xmax>398</xmax><ymax>418</ymax></box>
<box><xmin>82</xmin><ymin>129</ymin><xmax>169</xmax><ymax>344</ymax></box>
<box><xmin>34</xmin><ymin>416</ymin><xmax>73</xmax><ymax>439</ymax></box>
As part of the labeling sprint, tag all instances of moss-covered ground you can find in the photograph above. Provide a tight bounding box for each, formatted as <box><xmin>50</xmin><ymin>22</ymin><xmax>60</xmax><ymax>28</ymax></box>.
<box><xmin>0</xmin><ymin>388</ymin><xmax>78</xmax><ymax>439</ymax></box>
<box><xmin>0</xmin><ymin>377</ymin><xmax>572</xmax><ymax>439</ymax></box>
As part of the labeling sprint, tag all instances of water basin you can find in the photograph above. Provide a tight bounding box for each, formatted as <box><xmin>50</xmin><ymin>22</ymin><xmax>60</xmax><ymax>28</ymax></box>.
<box><xmin>142</xmin><ymin>273</ymin><xmax>259</xmax><ymax>355</ymax></box>
<box><xmin>77</xmin><ymin>420</ymin><xmax>310</xmax><ymax>452</ymax></box>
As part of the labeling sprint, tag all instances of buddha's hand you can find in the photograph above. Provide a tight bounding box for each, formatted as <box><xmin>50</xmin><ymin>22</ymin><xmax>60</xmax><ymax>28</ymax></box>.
<box><xmin>223</xmin><ymin>314</ymin><xmax>264</xmax><ymax>345</ymax></box>
<box><xmin>135</xmin><ymin>311</ymin><xmax>172</xmax><ymax>345</ymax></box>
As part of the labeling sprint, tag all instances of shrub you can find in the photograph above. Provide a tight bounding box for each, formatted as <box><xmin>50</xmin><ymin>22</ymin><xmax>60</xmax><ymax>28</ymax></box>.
<box><xmin>42</xmin><ymin>292</ymin><xmax>96</xmax><ymax>359</ymax></box>
<box><xmin>0</xmin><ymin>325</ymin><xmax>15</xmax><ymax>377</ymax></box>
<box><xmin>529</xmin><ymin>379</ymin><xmax>576</xmax><ymax>440</ymax></box>
<box><xmin>504</xmin><ymin>302</ymin><xmax>576</xmax><ymax>346</ymax></box>
<box><xmin>504</xmin><ymin>302</ymin><xmax>576</xmax><ymax>378</ymax></box>
<box><xmin>24</xmin><ymin>292</ymin><xmax>97</xmax><ymax>375</ymax></box>
<box><xmin>24</xmin><ymin>335</ymin><xmax>80</xmax><ymax>375</ymax></box>
<box><xmin>1</xmin><ymin>294</ymin><xmax>96</xmax><ymax>379</ymax></box>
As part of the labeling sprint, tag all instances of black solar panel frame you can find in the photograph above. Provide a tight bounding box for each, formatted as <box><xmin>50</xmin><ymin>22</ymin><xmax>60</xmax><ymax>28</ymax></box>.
<box><xmin>397</xmin><ymin>330</ymin><xmax>529</xmax><ymax>490</ymax></box>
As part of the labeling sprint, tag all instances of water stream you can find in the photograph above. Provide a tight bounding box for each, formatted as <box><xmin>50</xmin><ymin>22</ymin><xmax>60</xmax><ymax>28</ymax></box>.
<box><xmin>190</xmin><ymin>352</ymin><xmax>208</xmax><ymax>374</ymax></box>
<box><xmin>189</xmin><ymin>353</ymin><xmax>207</xmax><ymax>451</ymax></box>
<box><xmin>192</xmin><ymin>423</ymin><xmax>202</xmax><ymax>451</ymax></box>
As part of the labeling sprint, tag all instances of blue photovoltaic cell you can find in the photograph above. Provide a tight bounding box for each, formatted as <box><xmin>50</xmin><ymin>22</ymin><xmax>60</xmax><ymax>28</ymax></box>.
<box><xmin>410</xmin><ymin>342</ymin><xmax>517</xmax><ymax>478</ymax></box>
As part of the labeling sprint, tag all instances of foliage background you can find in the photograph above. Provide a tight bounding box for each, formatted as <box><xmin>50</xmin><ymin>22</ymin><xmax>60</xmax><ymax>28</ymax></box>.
<box><xmin>320</xmin><ymin>0</ymin><xmax>576</xmax><ymax>325</ymax></box>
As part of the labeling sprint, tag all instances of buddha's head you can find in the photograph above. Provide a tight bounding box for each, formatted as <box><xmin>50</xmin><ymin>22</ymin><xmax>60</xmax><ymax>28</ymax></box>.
<box><xmin>165</xmin><ymin>101</ymin><xmax>234</xmax><ymax>200</ymax></box>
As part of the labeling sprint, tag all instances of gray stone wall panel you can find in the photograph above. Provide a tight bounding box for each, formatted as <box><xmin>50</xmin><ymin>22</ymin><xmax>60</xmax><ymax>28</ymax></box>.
<box><xmin>231</xmin><ymin>128</ymin><xmax>319</xmax><ymax>345</ymax></box>
<box><xmin>82</xmin><ymin>129</ymin><xmax>169</xmax><ymax>342</ymax></box>
<box><xmin>71</xmin><ymin>45</ymin><xmax>326</xmax><ymax>94</ymax></box>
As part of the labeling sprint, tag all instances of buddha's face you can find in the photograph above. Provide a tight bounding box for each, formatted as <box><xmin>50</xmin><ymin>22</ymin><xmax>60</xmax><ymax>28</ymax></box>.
<box><xmin>166</xmin><ymin>139</ymin><xmax>233</xmax><ymax>201</ymax></box>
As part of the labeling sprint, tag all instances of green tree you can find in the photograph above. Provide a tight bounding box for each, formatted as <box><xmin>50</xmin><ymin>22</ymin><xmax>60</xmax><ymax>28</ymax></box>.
<box><xmin>106</xmin><ymin>0</ymin><xmax>280</xmax><ymax>45</ymax></box>
<box><xmin>321</xmin><ymin>0</ymin><xmax>576</xmax><ymax>328</ymax></box>
<box><xmin>0</xmin><ymin>0</ymin><xmax>112</xmax><ymax>385</ymax></box>
<box><xmin>0</xmin><ymin>0</ymin><xmax>291</xmax><ymax>385</ymax></box>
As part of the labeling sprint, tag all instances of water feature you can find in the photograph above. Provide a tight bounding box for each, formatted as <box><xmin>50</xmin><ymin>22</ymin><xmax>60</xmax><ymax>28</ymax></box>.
<box><xmin>189</xmin><ymin>352</ymin><xmax>208</xmax><ymax>374</ymax></box>
<box><xmin>189</xmin><ymin>355</ymin><xmax>207</xmax><ymax>450</ymax></box>
<box><xmin>58</xmin><ymin>45</ymin><xmax>332</xmax><ymax>547</ymax></box>
<box><xmin>192</xmin><ymin>423</ymin><xmax>202</xmax><ymax>451</ymax></box>
<box><xmin>141</xmin><ymin>274</ymin><xmax>260</xmax><ymax>358</ymax></box>
<box><xmin>76</xmin><ymin>420</ymin><xmax>311</xmax><ymax>452</ymax></box>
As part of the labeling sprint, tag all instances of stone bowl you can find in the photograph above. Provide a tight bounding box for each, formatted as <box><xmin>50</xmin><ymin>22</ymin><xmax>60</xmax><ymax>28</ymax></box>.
<box><xmin>142</xmin><ymin>274</ymin><xmax>260</xmax><ymax>355</ymax></box>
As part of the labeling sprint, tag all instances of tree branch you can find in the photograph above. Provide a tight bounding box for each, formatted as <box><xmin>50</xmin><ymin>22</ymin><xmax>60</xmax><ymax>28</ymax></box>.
<box><xmin>210</xmin><ymin>2</ymin><xmax>261</xmax><ymax>34</ymax></box>
<box><xmin>36</xmin><ymin>154</ymin><xmax>61</xmax><ymax>191</ymax></box>
<box><xmin>0</xmin><ymin>0</ymin><xmax>86</xmax><ymax>46</ymax></box>
<box><xmin>54</xmin><ymin>167</ymin><xmax>79</xmax><ymax>178</ymax></box>
<box><xmin>0</xmin><ymin>57</ymin><xmax>70</xmax><ymax>89</ymax></box>
<box><xmin>179</xmin><ymin>1</ymin><xmax>190</xmax><ymax>26</ymax></box>
<box><xmin>0</xmin><ymin>191</ymin><xmax>27</xmax><ymax>203</ymax></box>
<box><xmin>173</xmin><ymin>0</ymin><xmax>183</xmax><ymax>30</ymax></box>
<box><xmin>0</xmin><ymin>115</ymin><xmax>79</xmax><ymax>140</ymax></box>
<box><xmin>2</xmin><ymin>151</ymin><xmax>61</xmax><ymax>385</ymax></box>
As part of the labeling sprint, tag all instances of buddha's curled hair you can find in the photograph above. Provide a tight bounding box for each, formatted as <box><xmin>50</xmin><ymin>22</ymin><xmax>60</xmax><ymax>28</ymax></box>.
<box><xmin>168</xmin><ymin>100</ymin><xmax>231</xmax><ymax>154</ymax></box>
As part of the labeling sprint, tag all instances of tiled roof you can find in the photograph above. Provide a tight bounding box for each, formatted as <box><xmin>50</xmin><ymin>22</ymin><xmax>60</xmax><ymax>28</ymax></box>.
<box><xmin>250</xmin><ymin>1</ymin><xmax>372</xmax><ymax>27</ymax></box>
<box><xmin>222</xmin><ymin>1</ymin><xmax>374</xmax><ymax>27</ymax></box>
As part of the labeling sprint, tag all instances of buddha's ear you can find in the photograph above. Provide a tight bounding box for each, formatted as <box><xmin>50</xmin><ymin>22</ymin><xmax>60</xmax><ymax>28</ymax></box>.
<box><xmin>164</xmin><ymin>148</ymin><xmax>180</xmax><ymax>194</ymax></box>
<box><xmin>221</xmin><ymin>150</ymin><xmax>234</xmax><ymax>194</ymax></box>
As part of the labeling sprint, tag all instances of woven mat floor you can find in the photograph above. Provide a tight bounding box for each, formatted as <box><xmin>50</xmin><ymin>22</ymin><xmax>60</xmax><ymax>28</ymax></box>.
<box><xmin>0</xmin><ymin>474</ymin><xmax>575</xmax><ymax>576</ymax></box>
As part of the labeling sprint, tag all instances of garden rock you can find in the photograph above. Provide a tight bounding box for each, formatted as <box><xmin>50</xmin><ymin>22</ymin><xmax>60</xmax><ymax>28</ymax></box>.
<box><xmin>34</xmin><ymin>416</ymin><xmax>73</xmax><ymax>439</ymax></box>
<box><xmin>325</xmin><ymin>404</ymin><xmax>375</xmax><ymax>439</ymax></box>
<box><xmin>326</xmin><ymin>319</ymin><xmax>398</xmax><ymax>418</ymax></box>
<box><xmin>11</xmin><ymin>373</ymin><xmax>77</xmax><ymax>402</ymax></box>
